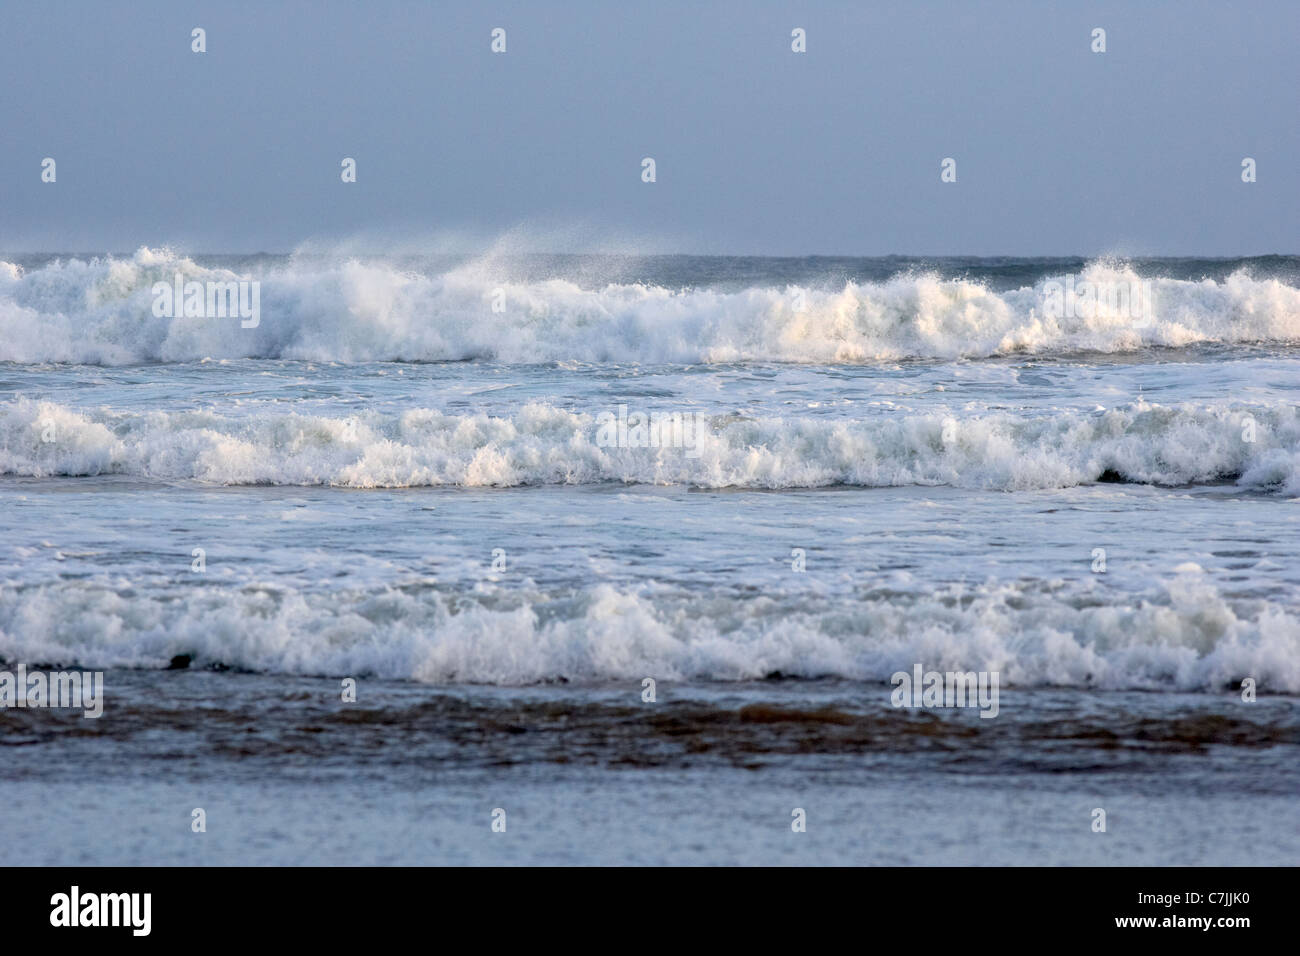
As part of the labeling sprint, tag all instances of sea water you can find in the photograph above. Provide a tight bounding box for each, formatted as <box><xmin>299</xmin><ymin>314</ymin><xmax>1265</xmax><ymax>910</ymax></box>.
<box><xmin>1</xmin><ymin>249</ymin><xmax>1297</xmax><ymax>863</ymax></box>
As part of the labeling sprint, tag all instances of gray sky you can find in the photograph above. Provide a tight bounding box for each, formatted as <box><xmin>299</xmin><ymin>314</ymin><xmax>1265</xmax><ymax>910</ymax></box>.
<box><xmin>2</xmin><ymin>0</ymin><xmax>1295</xmax><ymax>255</ymax></box>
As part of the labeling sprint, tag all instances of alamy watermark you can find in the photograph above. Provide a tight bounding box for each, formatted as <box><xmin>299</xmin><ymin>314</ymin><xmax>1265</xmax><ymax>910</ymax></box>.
<box><xmin>891</xmin><ymin>664</ymin><xmax>999</xmax><ymax>718</ymax></box>
<box><xmin>1042</xmin><ymin>275</ymin><xmax>1155</xmax><ymax>327</ymax></box>
<box><xmin>0</xmin><ymin>664</ymin><xmax>104</xmax><ymax>718</ymax></box>
<box><xmin>50</xmin><ymin>886</ymin><xmax>150</xmax><ymax>935</ymax></box>
<box><xmin>595</xmin><ymin>404</ymin><xmax>707</xmax><ymax>458</ymax></box>
<box><xmin>152</xmin><ymin>273</ymin><xmax>260</xmax><ymax>328</ymax></box>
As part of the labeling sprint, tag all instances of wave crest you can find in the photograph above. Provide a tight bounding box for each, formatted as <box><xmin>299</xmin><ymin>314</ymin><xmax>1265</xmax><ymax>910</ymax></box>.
<box><xmin>1</xmin><ymin>577</ymin><xmax>1296</xmax><ymax>691</ymax></box>
<box><xmin>1</xmin><ymin>248</ymin><xmax>1298</xmax><ymax>364</ymax></box>
<box><xmin>3</xmin><ymin>397</ymin><xmax>1297</xmax><ymax>493</ymax></box>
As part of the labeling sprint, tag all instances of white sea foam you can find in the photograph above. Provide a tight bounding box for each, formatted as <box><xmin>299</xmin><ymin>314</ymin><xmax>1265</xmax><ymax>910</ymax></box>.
<box><xmin>1</xmin><ymin>248</ymin><xmax>1298</xmax><ymax>365</ymax></box>
<box><xmin>0</xmin><ymin>576</ymin><xmax>1295</xmax><ymax>691</ymax></box>
<box><xmin>2</xmin><ymin>397</ymin><xmax>1297</xmax><ymax>492</ymax></box>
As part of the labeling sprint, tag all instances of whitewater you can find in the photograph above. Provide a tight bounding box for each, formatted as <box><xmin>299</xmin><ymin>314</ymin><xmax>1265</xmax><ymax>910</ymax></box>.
<box><xmin>2</xmin><ymin>397</ymin><xmax>1299</xmax><ymax>493</ymax></box>
<box><xmin>1</xmin><ymin>248</ymin><xmax>1298</xmax><ymax>365</ymax></box>
<box><xmin>1</xmin><ymin>250</ymin><xmax>1298</xmax><ymax>694</ymax></box>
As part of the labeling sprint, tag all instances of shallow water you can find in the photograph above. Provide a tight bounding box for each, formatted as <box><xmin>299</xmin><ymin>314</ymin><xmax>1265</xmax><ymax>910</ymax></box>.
<box><xmin>1</xmin><ymin>251</ymin><xmax>1297</xmax><ymax>863</ymax></box>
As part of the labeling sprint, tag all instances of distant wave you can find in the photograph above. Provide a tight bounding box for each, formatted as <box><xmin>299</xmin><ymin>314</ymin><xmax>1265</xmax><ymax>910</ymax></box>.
<box><xmin>1</xmin><ymin>576</ymin><xmax>1296</xmax><ymax>691</ymax></box>
<box><xmin>1</xmin><ymin>247</ymin><xmax>1298</xmax><ymax>365</ymax></box>
<box><xmin>3</xmin><ymin>397</ymin><xmax>1297</xmax><ymax>493</ymax></box>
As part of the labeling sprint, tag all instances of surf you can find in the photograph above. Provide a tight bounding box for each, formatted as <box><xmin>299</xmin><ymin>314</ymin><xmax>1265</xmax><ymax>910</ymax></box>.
<box><xmin>2</xmin><ymin>247</ymin><xmax>1298</xmax><ymax>365</ymax></box>
<box><xmin>2</xmin><ymin>396</ymin><xmax>1297</xmax><ymax>494</ymax></box>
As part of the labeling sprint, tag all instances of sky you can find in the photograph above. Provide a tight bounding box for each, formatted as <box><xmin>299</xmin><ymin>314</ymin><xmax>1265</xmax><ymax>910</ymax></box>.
<box><xmin>1</xmin><ymin>0</ymin><xmax>1296</xmax><ymax>256</ymax></box>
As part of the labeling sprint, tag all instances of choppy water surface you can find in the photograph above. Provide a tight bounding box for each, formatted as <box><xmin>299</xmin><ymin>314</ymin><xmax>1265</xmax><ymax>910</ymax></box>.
<box><xmin>1</xmin><ymin>251</ymin><xmax>1297</xmax><ymax>863</ymax></box>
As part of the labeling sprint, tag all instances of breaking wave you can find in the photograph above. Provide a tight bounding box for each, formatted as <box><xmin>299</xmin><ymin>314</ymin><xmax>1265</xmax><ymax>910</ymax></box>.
<box><xmin>1</xmin><ymin>247</ymin><xmax>1298</xmax><ymax>365</ymax></box>
<box><xmin>1</xmin><ymin>576</ymin><xmax>1296</xmax><ymax>691</ymax></box>
<box><xmin>2</xmin><ymin>397</ymin><xmax>1298</xmax><ymax>493</ymax></box>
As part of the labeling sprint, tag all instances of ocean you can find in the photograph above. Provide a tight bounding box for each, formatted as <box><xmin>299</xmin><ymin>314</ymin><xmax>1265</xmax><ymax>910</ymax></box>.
<box><xmin>1</xmin><ymin>248</ymin><xmax>1298</xmax><ymax>864</ymax></box>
